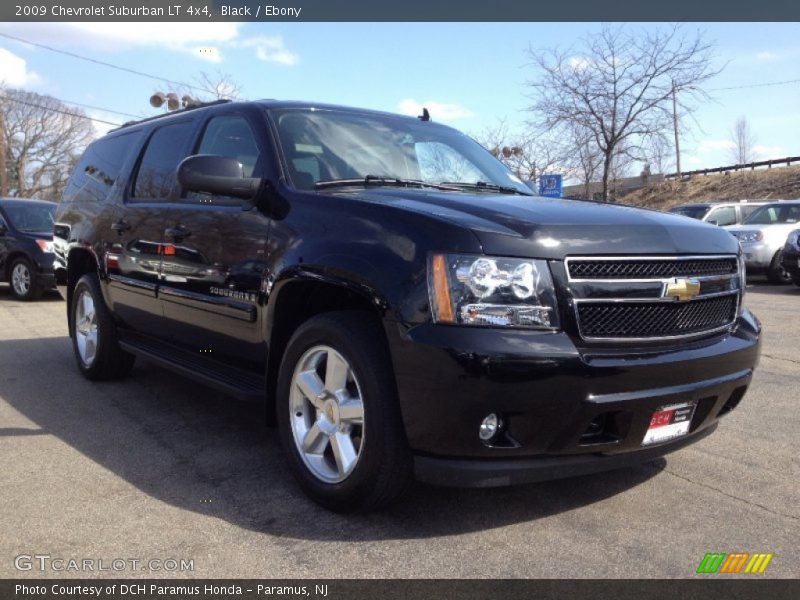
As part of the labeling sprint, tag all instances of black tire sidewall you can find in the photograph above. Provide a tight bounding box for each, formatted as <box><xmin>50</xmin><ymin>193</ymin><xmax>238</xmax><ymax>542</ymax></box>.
<box><xmin>276</xmin><ymin>312</ymin><xmax>409</xmax><ymax>511</ymax></box>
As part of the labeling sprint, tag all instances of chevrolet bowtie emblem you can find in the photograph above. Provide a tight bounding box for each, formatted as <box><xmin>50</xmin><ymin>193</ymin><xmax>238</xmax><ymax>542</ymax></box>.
<box><xmin>665</xmin><ymin>277</ymin><xmax>701</xmax><ymax>302</ymax></box>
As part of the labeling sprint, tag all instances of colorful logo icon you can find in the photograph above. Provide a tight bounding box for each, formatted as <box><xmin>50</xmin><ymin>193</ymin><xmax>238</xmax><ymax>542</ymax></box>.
<box><xmin>696</xmin><ymin>552</ymin><xmax>773</xmax><ymax>574</ymax></box>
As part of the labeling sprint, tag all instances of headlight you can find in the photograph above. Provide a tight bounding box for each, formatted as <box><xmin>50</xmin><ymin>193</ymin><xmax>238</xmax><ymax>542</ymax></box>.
<box><xmin>429</xmin><ymin>254</ymin><xmax>560</xmax><ymax>329</ymax></box>
<box><xmin>786</xmin><ymin>230</ymin><xmax>800</xmax><ymax>251</ymax></box>
<box><xmin>36</xmin><ymin>239</ymin><xmax>55</xmax><ymax>253</ymax></box>
<box><xmin>736</xmin><ymin>230</ymin><xmax>763</xmax><ymax>243</ymax></box>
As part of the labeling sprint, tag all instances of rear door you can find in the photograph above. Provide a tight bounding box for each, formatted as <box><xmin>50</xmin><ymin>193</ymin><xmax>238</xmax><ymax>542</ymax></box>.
<box><xmin>156</xmin><ymin>107</ymin><xmax>274</xmax><ymax>370</ymax></box>
<box><xmin>107</xmin><ymin>119</ymin><xmax>197</xmax><ymax>337</ymax></box>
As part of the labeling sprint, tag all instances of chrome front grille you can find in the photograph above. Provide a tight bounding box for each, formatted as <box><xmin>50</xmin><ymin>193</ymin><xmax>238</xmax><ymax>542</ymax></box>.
<box><xmin>567</xmin><ymin>257</ymin><xmax>738</xmax><ymax>280</ymax></box>
<box><xmin>566</xmin><ymin>255</ymin><xmax>741</xmax><ymax>342</ymax></box>
<box><xmin>577</xmin><ymin>295</ymin><xmax>738</xmax><ymax>339</ymax></box>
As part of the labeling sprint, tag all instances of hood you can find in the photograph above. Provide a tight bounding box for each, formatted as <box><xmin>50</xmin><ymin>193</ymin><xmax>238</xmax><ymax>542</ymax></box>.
<box><xmin>15</xmin><ymin>230</ymin><xmax>53</xmax><ymax>240</ymax></box>
<box><xmin>338</xmin><ymin>189</ymin><xmax>740</xmax><ymax>259</ymax></box>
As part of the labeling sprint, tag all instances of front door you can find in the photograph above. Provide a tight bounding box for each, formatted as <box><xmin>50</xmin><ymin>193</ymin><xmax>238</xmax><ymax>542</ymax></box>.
<box><xmin>157</xmin><ymin>109</ymin><xmax>273</xmax><ymax>371</ymax></box>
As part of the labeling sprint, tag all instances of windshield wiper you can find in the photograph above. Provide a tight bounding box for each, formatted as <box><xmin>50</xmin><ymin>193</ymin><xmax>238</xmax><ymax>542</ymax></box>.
<box><xmin>315</xmin><ymin>175</ymin><xmax>459</xmax><ymax>191</ymax></box>
<box><xmin>440</xmin><ymin>181</ymin><xmax>534</xmax><ymax>196</ymax></box>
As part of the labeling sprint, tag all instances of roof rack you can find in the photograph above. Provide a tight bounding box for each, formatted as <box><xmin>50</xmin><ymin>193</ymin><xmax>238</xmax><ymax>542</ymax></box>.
<box><xmin>113</xmin><ymin>99</ymin><xmax>233</xmax><ymax>131</ymax></box>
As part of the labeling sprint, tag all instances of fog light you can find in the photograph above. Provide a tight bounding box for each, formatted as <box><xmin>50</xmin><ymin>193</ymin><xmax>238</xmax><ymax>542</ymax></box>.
<box><xmin>479</xmin><ymin>413</ymin><xmax>501</xmax><ymax>441</ymax></box>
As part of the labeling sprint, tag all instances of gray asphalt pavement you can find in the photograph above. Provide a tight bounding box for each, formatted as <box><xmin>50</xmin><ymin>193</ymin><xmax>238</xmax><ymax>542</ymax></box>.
<box><xmin>0</xmin><ymin>279</ymin><xmax>797</xmax><ymax>579</ymax></box>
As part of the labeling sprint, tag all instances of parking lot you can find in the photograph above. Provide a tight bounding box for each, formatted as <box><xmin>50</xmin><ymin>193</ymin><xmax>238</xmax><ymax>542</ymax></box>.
<box><xmin>0</xmin><ymin>279</ymin><xmax>797</xmax><ymax>579</ymax></box>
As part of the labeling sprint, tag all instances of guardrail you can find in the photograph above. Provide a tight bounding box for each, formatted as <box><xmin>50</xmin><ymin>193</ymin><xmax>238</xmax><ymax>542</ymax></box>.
<box><xmin>665</xmin><ymin>156</ymin><xmax>800</xmax><ymax>179</ymax></box>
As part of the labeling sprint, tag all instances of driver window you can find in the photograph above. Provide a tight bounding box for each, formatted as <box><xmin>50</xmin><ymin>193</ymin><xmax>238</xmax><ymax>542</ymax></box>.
<box><xmin>184</xmin><ymin>115</ymin><xmax>261</xmax><ymax>204</ymax></box>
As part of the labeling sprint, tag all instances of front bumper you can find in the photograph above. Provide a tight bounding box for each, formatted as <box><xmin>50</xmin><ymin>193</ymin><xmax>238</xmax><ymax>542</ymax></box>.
<box><xmin>739</xmin><ymin>242</ymin><xmax>776</xmax><ymax>270</ymax></box>
<box><xmin>387</xmin><ymin>309</ymin><xmax>760</xmax><ymax>486</ymax></box>
<box><xmin>415</xmin><ymin>424</ymin><xmax>717</xmax><ymax>487</ymax></box>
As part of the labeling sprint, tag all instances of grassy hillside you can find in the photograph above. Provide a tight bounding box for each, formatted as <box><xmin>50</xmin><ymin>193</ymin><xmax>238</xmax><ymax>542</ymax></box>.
<box><xmin>617</xmin><ymin>165</ymin><xmax>800</xmax><ymax>211</ymax></box>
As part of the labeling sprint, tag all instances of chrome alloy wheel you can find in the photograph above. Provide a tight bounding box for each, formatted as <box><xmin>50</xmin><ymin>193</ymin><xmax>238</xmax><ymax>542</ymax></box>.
<box><xmin>289</xmin><ymin>345</ymin><xmax>365</xmax><ymax>483</ymax></box>
<box><xmin>11</xmin><ymin>262</ymin><xmax>31</xmax><ymax>297</ymax></box>
<box><xmin>74</xmin><ymin>290</ymin><xmax>98</xmax><ymax>367</ymax></box>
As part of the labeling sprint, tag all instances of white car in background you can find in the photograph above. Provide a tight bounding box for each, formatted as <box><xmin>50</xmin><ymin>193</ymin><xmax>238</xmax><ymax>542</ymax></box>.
<box><xmin>669</xmin><ymin>200</ymin><xmax>766</xmax><ymax>227</ymax></box>
<box><xmin>727</xmin><ymin>200</ymin><xmax>800</xmax><ymax>284</ymax></box>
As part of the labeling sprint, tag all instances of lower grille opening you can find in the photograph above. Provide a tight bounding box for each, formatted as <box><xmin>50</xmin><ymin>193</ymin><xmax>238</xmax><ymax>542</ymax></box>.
<box><xmin>717</xmin><ymin>386</ymin><xmax>748</xmax><ymax>417</ymax></box>
<box><xmin>578</xmin><ymin>411</ymin><xmax>631</xmax><ymax>446</ymax></box>
<box><xmin>577</xmin><ymin>295</ymin><xmax>737</xmax><ymax>339</ymax></box>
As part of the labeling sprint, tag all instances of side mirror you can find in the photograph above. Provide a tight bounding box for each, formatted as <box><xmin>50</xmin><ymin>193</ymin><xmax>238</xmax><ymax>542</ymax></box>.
<box><xmin>177</xmin><ymin>154</ymin><xmax>262</xmax><ymax>200</ymax></box>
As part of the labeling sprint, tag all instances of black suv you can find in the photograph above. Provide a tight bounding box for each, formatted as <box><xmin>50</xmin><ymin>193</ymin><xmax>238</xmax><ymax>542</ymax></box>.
<box><xmin>0</xmin><ymin>198</ymin><xmax>57</xmax><ymax>300</ymax></box>
<box><xmin>54</xmin><ymin>100</ymin><xmax>761</xmax><ymax>511</ymax></box>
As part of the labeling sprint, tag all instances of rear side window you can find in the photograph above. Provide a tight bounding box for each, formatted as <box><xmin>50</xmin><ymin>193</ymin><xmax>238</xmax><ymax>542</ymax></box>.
<box><xmin>133</xmin><ymin>121</ymin><xmax>195</xmax><ymax>200</ymax></box>
<box><xmin>63</xmin><ymin>131</ymin><xmax>140</xmax><ymax>203</ymax></box>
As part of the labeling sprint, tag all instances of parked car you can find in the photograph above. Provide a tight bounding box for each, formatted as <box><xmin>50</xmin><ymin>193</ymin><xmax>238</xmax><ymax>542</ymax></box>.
<box><xmin>53</xmin><ymin>100</ymin><xmax>761</xmax><ymax>512</ymax></box>
<box><xmin>669</xmin><ymin>201</ymin><xmax>765</xmax><ymax>227</ymax></box>
<box><xmin>727</xmin><ymin>200</ymin><xmax>800</xmax><ymax>284</ymax></box>
<box><xmin>0</xmin><ymin>198</ymin><xmax>57</xmax><ymax>300</ymax></box>
<box><xmin>781</xmin><ymin>229</ymin><xmax>800</xmax><ymax>286</ymax></box>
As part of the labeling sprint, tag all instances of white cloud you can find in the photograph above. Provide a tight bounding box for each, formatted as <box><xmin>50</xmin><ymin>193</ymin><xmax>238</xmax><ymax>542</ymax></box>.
<box><xmin>0</xmin><ymin>47</ymin><xmax>42</xmax><ymax>87</ymax></box>
<box><xmin>753</xmin><ymin>144</ymin><xmax>783</xmax><ymax>158</ymax></box>
<box><xmin>240</xmin><ymin>36</ymin><xmax>298</xmax><ymax>66</ymax></box>
<box><xmin>696</xmin><ymin>139</ymin><xmax>735</xmax><ymax>154</ymax></box>
<box><xmin>0</xmin><ymin>23</ymin><xmax>239</xmax><ymax>63</ymax></box>
<box><xmin>87</xmin><ymin>111</ymin><xmax>122</xmax><ymax>138</ymax></box>
<box><xmin>397</xmin><ymin>98</ymin><xmax>474</xmax><ymax>121</ymax></box>
<box><xmin>755</xmin><ymin>51</ymin><xmax>778</xmax><ymax>61</ymax></box>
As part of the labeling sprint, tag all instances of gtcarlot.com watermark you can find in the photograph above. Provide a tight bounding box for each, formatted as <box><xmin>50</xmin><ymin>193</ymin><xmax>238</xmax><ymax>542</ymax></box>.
<box><xmin>15</xmin><ymin>554</ymin><xmax>194</xmax><ymax>573</ymax></box>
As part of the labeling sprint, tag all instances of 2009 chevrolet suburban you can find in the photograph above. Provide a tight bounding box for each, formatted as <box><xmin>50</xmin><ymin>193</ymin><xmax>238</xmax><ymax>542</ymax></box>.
<box><xmin>53</xmin><ymin>99</ymin><xmax>761</xmax><ymax>511</ymax></box>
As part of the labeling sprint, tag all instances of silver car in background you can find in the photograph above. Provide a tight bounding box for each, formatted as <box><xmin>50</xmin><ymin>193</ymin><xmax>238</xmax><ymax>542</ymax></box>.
<box><xmin>727</xmin><ymin>200</ymin><xmax>800</xmax><ymax>284</ymax></box>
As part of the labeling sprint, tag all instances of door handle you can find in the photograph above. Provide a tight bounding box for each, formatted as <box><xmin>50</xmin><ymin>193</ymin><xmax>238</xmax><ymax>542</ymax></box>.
<box><xmin>164</xmin><ymin>226</ymin><xmax>191</xmax><ymax>241</ymax></box>
<box><xmin>110</xmin><ymin>220</ymin><xmax>131</xmax><ymax>233</ymax></box>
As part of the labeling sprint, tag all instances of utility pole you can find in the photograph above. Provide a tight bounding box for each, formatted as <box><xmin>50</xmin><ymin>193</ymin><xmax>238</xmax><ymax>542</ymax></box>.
<box><xmin>672</xmin><ymin>80</ymin><xmax>681</xmax><ymax>177</ymax></box>
<box><xmin>0</xmin><ymin>105</ymin><xmax>7</xmax><ymax>197</ymax></box>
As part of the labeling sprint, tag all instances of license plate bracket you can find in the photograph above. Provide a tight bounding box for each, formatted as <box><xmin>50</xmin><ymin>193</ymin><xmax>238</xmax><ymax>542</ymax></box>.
<box><xmin>642</xmin><ymin>401</ymin><xmax>697</xmax><ymax>446</ymax></box>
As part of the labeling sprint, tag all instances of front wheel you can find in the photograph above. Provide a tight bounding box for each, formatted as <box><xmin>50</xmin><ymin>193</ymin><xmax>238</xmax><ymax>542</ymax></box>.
<box><xmin>9</xmin><ymin>257</ymin><xmax>43</xmax><ymax>300</ymax></box>
<box><xmin>767</xmin><ymin>250</ymin><xmax>793</xmax><ymax>284</ymax></box>
<box><xmin>70</xmin><ymin>273</ymin><xmax>135</xmax><ymax>380</ymax></box>
<box><xmin>276</xmin><ymin>311</ymin><xmax>413</xmax><ymax>512</ymax></box>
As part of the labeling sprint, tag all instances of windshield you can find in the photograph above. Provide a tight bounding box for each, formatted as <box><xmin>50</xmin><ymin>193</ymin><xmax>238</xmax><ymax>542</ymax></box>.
<box><xmin>743</xmin><ymin>203</ymin><xmax>800</xmax><ymax>225</ymax></box>
<box><xmin>3</xmin><ymin>203</ymin><xmax>55</xmax><ymax>232</ymax></box>
<box><xmin>270</xmin><ymin>108</ymin><xmax>532</xmax><ymax>194</ymax></box>
<box><xmin>670</xmin><ymin>205</ymin><xmax>710</xmax><ymax>220</ymax></box>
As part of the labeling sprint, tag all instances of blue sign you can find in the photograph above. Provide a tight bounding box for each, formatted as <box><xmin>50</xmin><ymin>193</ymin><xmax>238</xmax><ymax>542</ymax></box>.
<box><xmin>538</xmin><ymin>174</ymin><xmax>562</xmax><ymax>198</ymax></box>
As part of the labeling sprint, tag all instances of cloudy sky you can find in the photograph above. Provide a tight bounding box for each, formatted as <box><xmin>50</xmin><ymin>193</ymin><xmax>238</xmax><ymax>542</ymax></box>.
<box><xmin>0</xmin><ymin>21</ymin><xmax>797</xmax><ymax>175</ymax></box>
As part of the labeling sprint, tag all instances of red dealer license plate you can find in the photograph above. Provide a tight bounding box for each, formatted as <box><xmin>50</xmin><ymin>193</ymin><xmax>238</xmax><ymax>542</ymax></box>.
<box><xmin>642</xmin><ymin>401</ymin><xmax>696</xmax><ymax>446</ymax></box>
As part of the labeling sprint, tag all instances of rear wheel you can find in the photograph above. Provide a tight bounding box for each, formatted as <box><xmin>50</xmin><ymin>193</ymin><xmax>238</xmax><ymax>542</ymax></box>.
<box><xmin>767</xmin><ymin>250</ymin><xmax>793</xmax><ymax>284</ymax></box>
<box><xmin>70</xmin><ymin>273</ymin><xmax>135</xmax><ymax>380</ymax></box>
<box><xmin>9</xmin><ymin>257</ymin><xmax>43</xmax><ymax>301</ymax></box>
<box><xmin>276</xmin><ymin>311</ymin><xmax>413</xmax><ymax>512</ymax></box>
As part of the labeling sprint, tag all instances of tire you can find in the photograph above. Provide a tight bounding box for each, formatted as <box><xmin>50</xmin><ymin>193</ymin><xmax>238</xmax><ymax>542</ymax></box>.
<box><xmin>70</xmin><ymin>273</ymin><xmax>135</xmax><ymax>380</ymax></box>
<box><xmin>767</xmin><ymin>250</ymin><xmax>793</xmax><ymax>285</ymax></box>
<box><xmin>276</xmin><ymin>310</ymin><xmax>413</xmax><ymax>512</ymax></box>
<box><xmin>9</xmin><ymin>257</ymin><xmax>43</xmax><ymax>301</ymax></box>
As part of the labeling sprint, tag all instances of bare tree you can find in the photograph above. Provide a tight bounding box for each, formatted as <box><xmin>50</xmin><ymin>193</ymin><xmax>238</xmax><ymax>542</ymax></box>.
<box><xmin>526</xmin><ymin>25</ymin><xmax>719</xmax><ymax>201</ymax></box>
<box><xmin>644</xmin><ymin>132</ymin><xmax>673</xmax><ymax>175</ymax></box>
<box><xmin>560</xmin><ymin>122</ymin><xmax>603</xmax><ymax>198</ymax></box>
<box><xmin>729</xmin><ymin>116</ymin><xmax>756</xmax><ymax>165</ymax></box>
<box><xmin>194</xmin><ymin>70</ymin><xmax>242</xmax><ymax>101</ymax></box>
<box><xmin>2</xmin><ymin>88</ymin><xmax>94</xmax><ymax>199</ymax></box>
<box><xmin>473</xmin><ymin>119</ymin><xmax>564</xmax><ymax>188</ymax></box>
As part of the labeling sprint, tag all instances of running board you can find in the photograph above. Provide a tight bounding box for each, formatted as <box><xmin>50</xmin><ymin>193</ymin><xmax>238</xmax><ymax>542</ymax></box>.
<box><xmin>118</xmin><ymin>332</ymin><xmax>265</xmax><ymax>403</ymax></box>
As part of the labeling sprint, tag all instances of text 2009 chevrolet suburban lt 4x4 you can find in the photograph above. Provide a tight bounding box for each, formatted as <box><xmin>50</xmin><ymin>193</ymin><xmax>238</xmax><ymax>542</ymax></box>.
<box><xmin>53</xmin><ymin>100</ymin><xmax>761</xmax><ymax>512</ymax></box>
